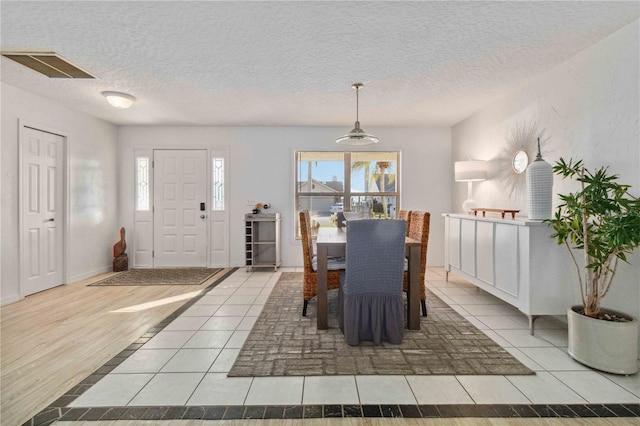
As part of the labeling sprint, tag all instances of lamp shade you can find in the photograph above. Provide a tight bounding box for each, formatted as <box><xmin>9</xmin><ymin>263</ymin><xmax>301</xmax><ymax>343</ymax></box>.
<box><xmin>455</xmin><ymin>160</ymin><xmax>487</xmax><ymax>181</ymax></box>
<box><xmin>336</xmin><ymin>122</ymin><xmax>380</xmax><ymax>145</ymax></box>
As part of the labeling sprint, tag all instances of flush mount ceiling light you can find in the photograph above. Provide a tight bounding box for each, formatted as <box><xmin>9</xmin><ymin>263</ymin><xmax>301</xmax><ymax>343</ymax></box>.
<box><xmin>336</xmin><ymin>83</ymin><xmax>379</xmax><ymax>146</ymax></box>
<box><xmin>102</xmin><ymin>91</ymin><xmax>136</xmax><ymax>109</ymax></box>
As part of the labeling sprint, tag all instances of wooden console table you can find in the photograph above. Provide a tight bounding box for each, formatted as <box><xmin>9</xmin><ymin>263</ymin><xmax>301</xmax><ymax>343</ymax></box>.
<box><xmin>472</xmin><ymin>208</ymin><xmax>520</xmax><ymax>219</ymax></box>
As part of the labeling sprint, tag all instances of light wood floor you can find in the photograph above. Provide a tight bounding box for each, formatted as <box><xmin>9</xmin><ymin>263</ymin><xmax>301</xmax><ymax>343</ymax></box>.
<box><xmin>0</xmin><ymin>269</ymin><xmax>231</xmax><ymax>426</ymax></box>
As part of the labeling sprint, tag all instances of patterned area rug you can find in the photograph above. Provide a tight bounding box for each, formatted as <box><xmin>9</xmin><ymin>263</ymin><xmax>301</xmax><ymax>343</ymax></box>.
<box><xmin>229</xmin><ymin>272</ymin><xmax>534</xmax><ymax>376</ymax></box>
<box><xmin>89</xmin><ymin>268</ymin><xmax>223</xmax><ymax>286</ymax></box>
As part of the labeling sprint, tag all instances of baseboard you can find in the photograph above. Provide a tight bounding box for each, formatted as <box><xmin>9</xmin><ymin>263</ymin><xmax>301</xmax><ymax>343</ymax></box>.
<box><xmin>69</xmin><ymin>265</ymin><xmax>112</xmax><ymax>284</ymax></box>
<box><xmin>1</xmin><ymin>266</ymin><xmax>112</xmax><ymax>305</ymax></box>
<box><xmin>1</xmin><ymin>294</ymin><xmax>23</xmax><ymax>306</ymax></box>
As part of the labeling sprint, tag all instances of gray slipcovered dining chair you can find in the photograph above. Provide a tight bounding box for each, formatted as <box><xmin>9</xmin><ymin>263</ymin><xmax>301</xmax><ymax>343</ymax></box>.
<box><xmin>338</xmin><ymin>219</ymin><xmax>407</xmax><ymax>345</ymax></box>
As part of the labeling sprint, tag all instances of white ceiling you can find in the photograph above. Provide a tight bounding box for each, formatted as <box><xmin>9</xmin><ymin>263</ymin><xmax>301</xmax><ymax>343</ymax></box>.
<box><xmin>1</xmin><ymin>1</ymin><xmax>638</xmax><ymax>127</ymax></box>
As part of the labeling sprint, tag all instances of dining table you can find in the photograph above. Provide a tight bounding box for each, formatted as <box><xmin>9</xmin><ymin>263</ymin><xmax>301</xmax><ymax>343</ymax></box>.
<box><xmin>316</xmin><ymin>226</ymin><xmax>422</xmax><ymax>330</ymax></box>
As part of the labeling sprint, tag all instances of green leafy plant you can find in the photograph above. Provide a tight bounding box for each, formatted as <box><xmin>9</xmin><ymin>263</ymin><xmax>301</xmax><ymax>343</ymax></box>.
<box><xmin>547</xmin><ymin>158</ymin><xmax>640</xmax><ymax>319</ymax></box>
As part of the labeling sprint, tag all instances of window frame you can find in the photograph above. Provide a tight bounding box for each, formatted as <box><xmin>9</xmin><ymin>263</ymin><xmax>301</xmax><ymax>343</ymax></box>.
<box><xmin>294</xmin><ymin>151</ymin><xmax>401</xmax><ymax>238</ymax></box>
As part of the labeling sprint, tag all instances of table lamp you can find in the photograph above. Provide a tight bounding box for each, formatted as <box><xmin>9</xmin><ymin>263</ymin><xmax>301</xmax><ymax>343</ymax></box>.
<box><xmin>455</xmin><ymin>160</ymin><xmax>487</xmax><ymax>213</ymax></box>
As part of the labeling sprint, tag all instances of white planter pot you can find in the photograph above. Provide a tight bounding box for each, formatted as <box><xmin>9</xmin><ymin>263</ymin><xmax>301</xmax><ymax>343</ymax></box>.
<box><xmin>567</xmin><ymin>305</ymin><xmax>639</xmax><ymax>375</ymax></box>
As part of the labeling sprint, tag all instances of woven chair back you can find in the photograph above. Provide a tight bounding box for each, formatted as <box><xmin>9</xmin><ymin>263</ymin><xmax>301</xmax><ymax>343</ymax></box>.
<box><xmin>407</xmin><ymin>211</ymin><xmax>431</xmax><ymax>284</ymax></box>
<box><xmin>398</xmin><ymin>210</ymin><xmax>412</xmax><ymax>237</ymax></box>
<box><xmin>299</xmin><ymin>209</ymin><xmax>314</xmax><ymax>272</ymax></box>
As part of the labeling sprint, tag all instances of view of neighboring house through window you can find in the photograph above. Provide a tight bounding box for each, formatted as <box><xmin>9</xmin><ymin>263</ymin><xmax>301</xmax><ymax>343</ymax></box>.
<box><xmin>295</xmin><ymin>151</ymin><xmax>400</xmax><ymax>237</ymax></box>
<box><xmin>135</xmin><ymin>155</ymin><xmax>150</xmax><ymax>211</ymax></box>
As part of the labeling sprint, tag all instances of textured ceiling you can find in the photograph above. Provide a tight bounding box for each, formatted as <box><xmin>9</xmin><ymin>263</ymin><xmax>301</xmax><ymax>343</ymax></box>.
<box><xmin>1</xmin><ymin>1</ymin><xmax>638</xmax><ymax>127</ymax></box>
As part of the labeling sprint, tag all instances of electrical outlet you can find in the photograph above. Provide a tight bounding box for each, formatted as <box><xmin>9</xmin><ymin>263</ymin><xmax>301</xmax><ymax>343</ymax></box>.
<box><xmin>247</xmin><ymin>199</ymin><xmax>256</xmax><ymax>206</ymax></box>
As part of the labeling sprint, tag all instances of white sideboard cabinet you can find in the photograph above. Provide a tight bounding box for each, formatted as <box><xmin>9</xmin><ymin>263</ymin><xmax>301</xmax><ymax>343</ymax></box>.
<box><xmin>245</xmin><ymin>213</ymin><xmax>281</xmax><ymax>272</ymax></box>
<box><xmin>444</xmin><ymin>214</ymin><xmax>578</xmax><ymax>333</ymax></box>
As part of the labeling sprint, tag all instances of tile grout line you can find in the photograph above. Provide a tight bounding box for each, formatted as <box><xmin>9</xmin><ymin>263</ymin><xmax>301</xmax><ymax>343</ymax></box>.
<box><xmin>26</xmin><ymin>267</ymin><xmax>239</xmax><ymax>426</ymax></box>
<box><xmin>27</xmin><ymin>268</ymin><xmax>640</xmax><ymax>424</ymax></box>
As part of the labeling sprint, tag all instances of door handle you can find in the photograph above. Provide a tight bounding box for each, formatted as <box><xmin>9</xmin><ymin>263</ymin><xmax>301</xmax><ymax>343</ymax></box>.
<box><xmin>200</xmin><ymin>214</ymin><xmax>206</xmax><ymax>219</ymax></box>
<box><xmin>46</xmin><ymin>218</ymin><xmax>55</xmax><ymax>222</ymax></box>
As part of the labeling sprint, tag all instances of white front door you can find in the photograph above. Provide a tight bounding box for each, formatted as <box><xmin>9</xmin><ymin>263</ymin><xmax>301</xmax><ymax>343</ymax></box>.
<box><xmin>153</xmin><ymin>149</ymin><xmax>208</xmax><ymax>267</ymax></box>
<box><xmin>20</xmin><ymin>127</ymin><xmax>64</xmax><ymax>296</ymax></box>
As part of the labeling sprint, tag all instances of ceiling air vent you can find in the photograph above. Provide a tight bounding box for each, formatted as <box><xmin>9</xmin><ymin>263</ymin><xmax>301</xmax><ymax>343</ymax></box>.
<box><xmin>1</xmin><ymin>52</ymin><xmax>96</xmax><ymax>79</ymax></box>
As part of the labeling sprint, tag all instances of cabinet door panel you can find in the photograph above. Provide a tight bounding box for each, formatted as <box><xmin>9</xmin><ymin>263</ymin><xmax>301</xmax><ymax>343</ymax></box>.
<box><xmin>476</xmin><ymin>221</ymin><xmax>494</xmax><ymax>284</ymax></box>
<box><xmin>495</xmin><ymin>224</ymin><xmax>519</xmax><ymax>296</ymax></box>
<box><xmin>460</xmin><ymin>219</ymin><xmax>476</xmax><ymax>276</ymax></box>
<box><xmin>448</xmin><ymin>218</ymin><xmax>460</xmax><ymax>269</ymax></box>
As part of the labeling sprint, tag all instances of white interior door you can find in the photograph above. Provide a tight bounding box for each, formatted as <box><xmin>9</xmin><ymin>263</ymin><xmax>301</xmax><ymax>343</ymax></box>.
<box><xmin>20</xmin><ymin>127</ymin><xmax>64</xmax><ymax>296</ymax></box>
<box><xmin>153</xmin><ymin>149</ymin><xmax>208</xmax><ymax>267</ymax></box>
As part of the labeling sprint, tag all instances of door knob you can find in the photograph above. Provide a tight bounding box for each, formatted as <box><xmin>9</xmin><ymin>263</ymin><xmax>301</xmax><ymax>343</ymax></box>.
<box><xmin>200</xmin><ymin>214</ymin><xmax>206</xmax><ymax>219</ymax></box>
<box><xmin>46</xmin><ymin>218</ymin><xmax>55</xmax><ymax>222</ymax></box>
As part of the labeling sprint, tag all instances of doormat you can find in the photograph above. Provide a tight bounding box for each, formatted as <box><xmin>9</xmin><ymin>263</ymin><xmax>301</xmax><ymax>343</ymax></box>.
<box><xmin>229</xmin><ymin>272</ymin><xmax>534</xmax><ymax>376</ymax></box>
<box><xmin>89</xmin><ymin>268</ymin><xmax>223</xmax><ymax>286</ymax></box>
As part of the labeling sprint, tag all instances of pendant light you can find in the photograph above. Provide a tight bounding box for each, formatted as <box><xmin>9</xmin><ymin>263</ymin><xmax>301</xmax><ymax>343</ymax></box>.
<box><xmin>336</xmin><ymin>83</ymin><xmax>379</xmax><ymax>145</ymax></box>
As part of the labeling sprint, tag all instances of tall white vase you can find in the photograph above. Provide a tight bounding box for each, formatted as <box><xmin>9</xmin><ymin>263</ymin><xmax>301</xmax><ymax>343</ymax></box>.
<box><xmin>526</xmin><ymin>142</ymin><xmax>553</xmax><ymax>220</ymax></box>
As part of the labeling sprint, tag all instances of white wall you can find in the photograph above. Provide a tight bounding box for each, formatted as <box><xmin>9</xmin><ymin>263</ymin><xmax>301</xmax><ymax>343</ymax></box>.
<box><xmin>117</xmin><ymin>126</ymin><xmax>451</xmax><ymax>268</ymax></box>
<box><xmin>452</xmin><ymin>22</ymin><xmax>640</xmax><ymax>337</ymax></box>
<box><xmin>1</xmin><ymin>82</ymin><xmax>119</xmax><ymax>304</ymax></box>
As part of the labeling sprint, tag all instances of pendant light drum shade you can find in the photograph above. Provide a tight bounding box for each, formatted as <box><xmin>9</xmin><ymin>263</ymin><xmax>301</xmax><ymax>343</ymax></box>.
<box><xmin>336</xmin><ymin>83</ymin><xmax>379</xmax><ymax>145</ymax></box>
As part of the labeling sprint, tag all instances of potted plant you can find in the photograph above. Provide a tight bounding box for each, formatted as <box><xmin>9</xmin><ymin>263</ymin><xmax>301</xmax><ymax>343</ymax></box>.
<box><xmin>547</xmin><ymin>158</ymin><xmax>640</xmax><ymax>374</ymax></box>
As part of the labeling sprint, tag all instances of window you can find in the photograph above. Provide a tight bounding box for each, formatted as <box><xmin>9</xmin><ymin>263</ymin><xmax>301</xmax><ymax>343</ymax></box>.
<box><xmin>295</xmin><ymin>151</ymin><xmax>400</xmax><ymax>237</ymax></box>
<box><xmin>135</xmin><ymin>155</ymin><xmax>150</xmax><ymax>211</ymax></box>
<box><xmin>212</xmin><ymin>156</ymin><xmax>225</xmax><ymax>211</ymax></box>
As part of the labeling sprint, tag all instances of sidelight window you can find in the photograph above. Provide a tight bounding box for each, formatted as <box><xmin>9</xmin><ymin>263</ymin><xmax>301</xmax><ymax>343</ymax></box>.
<box><xmin>135</xmin><ymin>156</ymin><xmax>150</xmax><ymax>211</ymax></box>
<box><xmin>212</xmin><ymin>157</ymin><xmax>225</xmax><ymax>211</ymax></box>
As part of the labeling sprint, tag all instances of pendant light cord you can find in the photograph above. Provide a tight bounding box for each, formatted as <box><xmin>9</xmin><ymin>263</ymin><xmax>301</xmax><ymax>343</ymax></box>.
<box><xmin>355</xmin><ymin>86</ymin><xmax>359</xmax><ymax>123</ymax></box>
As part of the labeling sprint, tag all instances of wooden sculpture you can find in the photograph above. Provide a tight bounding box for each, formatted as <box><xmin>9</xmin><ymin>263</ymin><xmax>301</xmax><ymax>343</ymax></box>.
<box><xmin>112</xmin><ymin>227</ymin><xmax>129</xmax><ymax>271</ymax></box>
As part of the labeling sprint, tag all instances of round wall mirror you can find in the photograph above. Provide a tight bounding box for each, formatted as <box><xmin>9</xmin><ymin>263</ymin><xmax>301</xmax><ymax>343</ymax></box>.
<box><xmin>498</xmin><ymin>122</ymin><xmax>547</xmax><ymax>197</ymax></box>
<box><xmin>512</xmin><ymin>150</ymin><xmax>529</xmax><ymax>174</ymax></box>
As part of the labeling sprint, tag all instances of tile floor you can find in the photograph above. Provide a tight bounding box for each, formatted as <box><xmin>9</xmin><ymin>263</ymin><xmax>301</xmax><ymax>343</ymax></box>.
<box><xmin>70</xmin><ymin>267</ymin><xmax>640</xmax><ymax>409</ymax></box>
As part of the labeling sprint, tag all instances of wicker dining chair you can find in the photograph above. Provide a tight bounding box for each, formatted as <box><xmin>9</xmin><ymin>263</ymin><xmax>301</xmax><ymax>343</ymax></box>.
<box><xmin>403</xmin><ymin>211</ymin><xmax>430</xmax><ymax>317</ymax></box>
<box><xmin>299</xmin><ymin>210</ymin><xmax>344</xmax><ymax>317</ymax></box>
<box><xmin>397</xmin><ymin>209</ymin><xmax>412</xmax><ymax>237</ymax></box>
